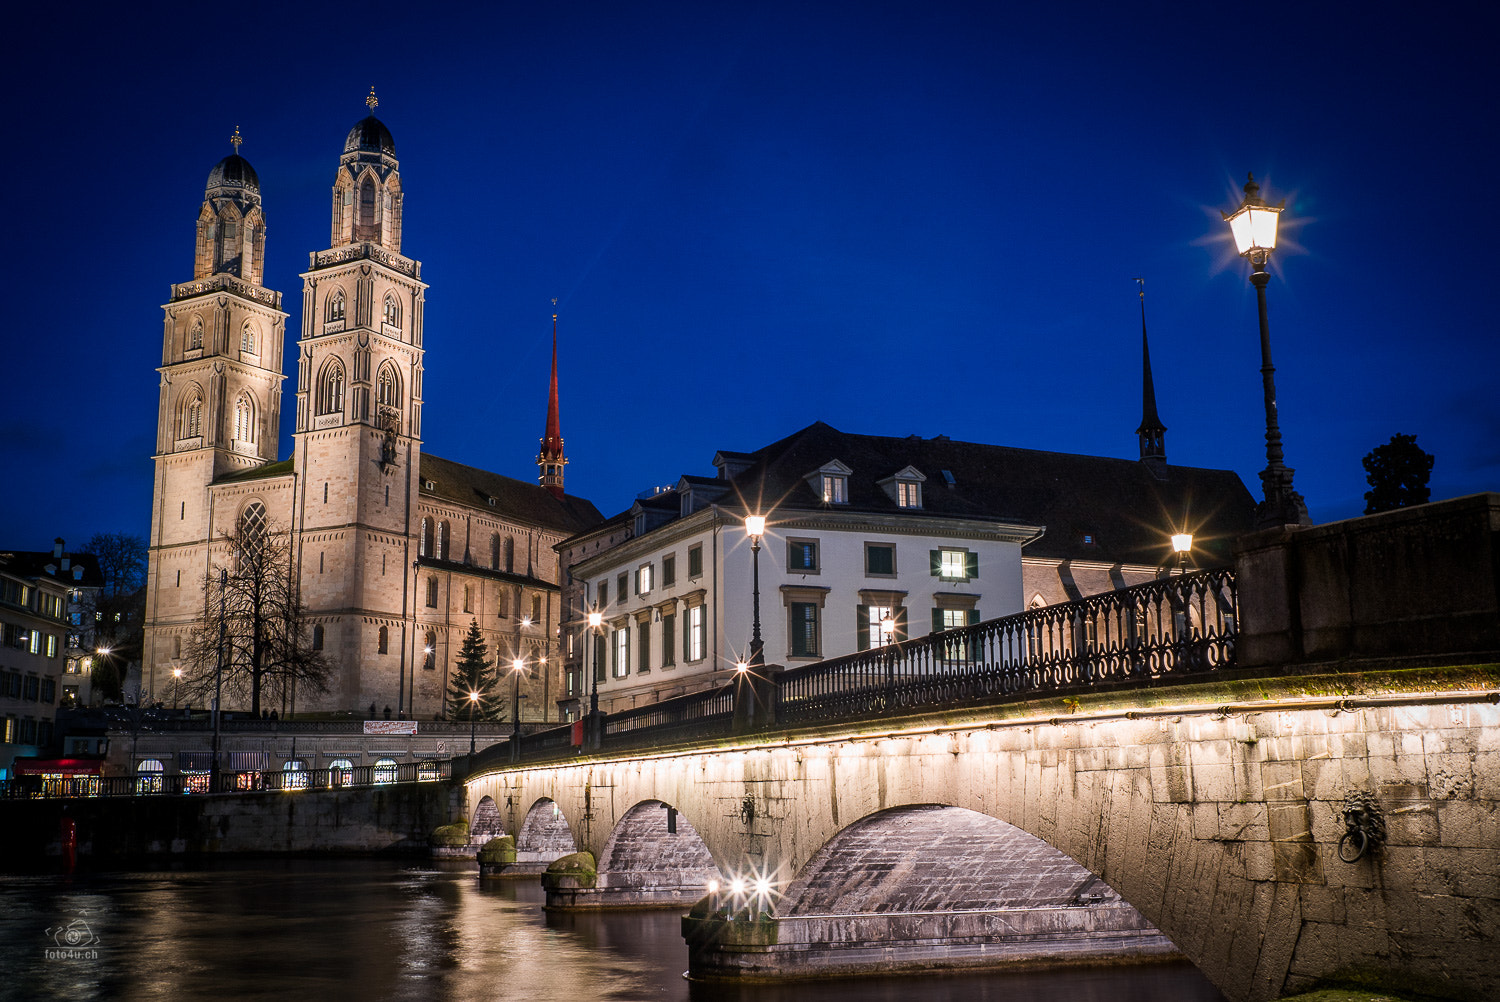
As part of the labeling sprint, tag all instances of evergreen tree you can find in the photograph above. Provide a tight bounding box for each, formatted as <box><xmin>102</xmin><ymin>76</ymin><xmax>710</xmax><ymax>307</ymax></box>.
<box><xmin>1362</xmin><ymin>433</ymin><xmax>1435</xmax><ymax>514</ymax></box>
<box><xmin>446</xmin><ymin>620</ymin><xmax>503</xmax><ymax>720</ymax></box>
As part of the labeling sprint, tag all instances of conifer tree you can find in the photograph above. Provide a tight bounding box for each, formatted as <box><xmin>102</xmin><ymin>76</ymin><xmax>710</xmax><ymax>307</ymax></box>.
<box><xmin>446</xmin><ymin>620</ymin><xmax>503</xmax><ymax>720</ymax></box>
<box><xmin>1362</xmin><ymin>433</ymin><xmax>1435</xmax><ymax>514</ymax></box>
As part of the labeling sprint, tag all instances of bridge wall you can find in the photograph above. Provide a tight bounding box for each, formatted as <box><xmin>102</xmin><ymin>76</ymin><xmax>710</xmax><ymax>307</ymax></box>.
<box><xmin>468</xmin><ymin>688</ymin><xmax>1500</xmax><ymax>1002</ymax></box>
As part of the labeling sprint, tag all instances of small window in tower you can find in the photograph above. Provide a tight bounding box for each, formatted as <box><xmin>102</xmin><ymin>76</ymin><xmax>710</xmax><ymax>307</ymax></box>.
<box><xmin>383</xmin><ymin>295</ymin><xmax>401</xmax><ymax>329</ymax></box>
<box><xmin>326</xmin><ymin>291</ymin><xmax>346</xmax><ymax>324</ymax></box>
<box><xmin>241</xmin><ymin>323</ymin><xmax>256</xmax><ymax>353</ymax></box>
<box><xmin>189</xmin><ymin>317</ymin><xmax>204</xmax><ymax>351</ymax></box>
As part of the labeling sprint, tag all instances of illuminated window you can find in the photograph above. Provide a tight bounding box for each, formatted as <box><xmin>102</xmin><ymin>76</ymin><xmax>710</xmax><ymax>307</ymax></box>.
<box><xmin>435</xmin><ymin>521</ymin><xmax>449</xmax><ymax>560</ymax></box>
<box><xmin>326</xmin><ymin>290</ymin><xmax>346</xmax><ymax>323</ymax></box>
<box><xmin>868</xmin><ymin>606</ymin><xmax>895</xmax><ymax>648</ymax></box>
<box><xmin>787</xmin><ymin>539</ymin><xmax>818</xmax><ymax>572</ymax></box>
<box><xmin>328</xmin><ymin>758</ymin><xmax>354</xmax><ymax>787</ymax></box>
<box><xmin>181</xmin><ymin>392</ymin><xmax>204</xmax><ymax>439</ymax></box>
<box><xmin>898</xmin><ymin>481</ymin><xmax>921</xmax><ymax>508</ymax></box>
<box><xmin>612</xmin><ymin>627</ymin><xmax>629</xmax><ymax>678</ymax></box>
<box><xmin>934</xmin><ymin>548</ymin><xmax>975</xmax><ymax>582</ymax></box>
<box><xmin>419</xmin><ymin>518</ymin><xmax>433</xmax><ymax>556</ymax></box>
<box><xmin>687</xmin><ymin>605</ymin><xmax>705</xmax><ymax>661</ymax></box>
<box><xmin>821</xmin><ymin>475</ymin><xmax>847</xmax><ymax>504</ymax></box>
<box><xmin>376</xmin><ymin>363</ymin><xmax>401</xmax><ymax>410</ymax></box>
<box><xmin>373</xmin><ymin>758</ymin><xmax>398</xmax><ymax>785</ymax></box>
<box><xmin>136</xmin><ymin>759</ymin><xmax>165</xmax><ymax>794</ymax></box>
<box><xmin>234</xmin><ymin>393</ymin><xmax>255</xmax><ymax>443</ymax></box>
<box><xmin>637</xmin><ymin>564</ymin><xmax>652</xmax><ymax>595</ymax></box>
<box><xmin>241</xmin><ymin>322</ymin><xmax>256</xmax><ymax>353</ymax></box>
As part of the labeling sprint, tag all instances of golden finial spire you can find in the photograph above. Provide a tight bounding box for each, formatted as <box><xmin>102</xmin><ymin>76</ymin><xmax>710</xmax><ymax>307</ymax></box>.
<box><xmin>552</xmin><ymin>296</ymin><xmax>558</xmax><ymax>321</ymax></box>
<box><xmin>230</xmin><ymin>125</ymin><xmax>243</xmax><ymax>153</ymax></box>
<box><xmin>366</xmin><ymin>86</ymin><xmax>379</xmax><ymax>112</ymax></box>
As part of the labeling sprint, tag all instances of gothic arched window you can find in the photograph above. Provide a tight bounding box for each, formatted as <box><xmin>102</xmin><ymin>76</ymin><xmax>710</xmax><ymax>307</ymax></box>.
<box><xmin>357</xmin><ymin>176</ymin><xmax>377</xmax><ymax>241</ymax></box>
<box><xmin>188</xmin><ymin>316</ymin><xmax>204</xmax><ymax>351</ymax></box>
<box><xmin>377</xmin><ymin>625</ymin><xmax>389</xmax><ymax>654</ymax></box>
<box><xmin>383</xmin><ymin>294</ymin><xmax>401</xmax><ymax>328</ymax></box>
<box><xmin>180</xmin><ymin>390</ymin><xmax>204</xmax><ymax>439</ymax></box>
<box><xmin>233</xmin><ymin>393</ymin><xmax>255</xmax><ymax>443</ymax></box>
<box><xmin>241</xmin><ymin>322</ymin><xmax>256</xmax><ymax>353</ymax></box>
<box><xmin>376</xmin><ymin>363</ymin><xmax>401</xmax><ymax>410</ymax></box>
<box><xmin>419</xmin><ymin>517</ymin><xmax>433</xmax><ymax>557</ymax></box>
<box><xmin>317</xmin><ymin>359</ymin><xmax>345</xmax><ymax>415</ymax></box>
<box><xmin>504</xmin><ymin>536</ymin><xmax>515</xmax><ymax>573</ymax></box>
<box><xmin>311</xmin><ymin>625</ymin><xmax>325</xmax><ymax>651</ymax></box>
<box><xmin>423</xmin><ymin>630</ymin><xmax>436</xmax><ymax>670</ymax></box>
<box><xmin>490</xmin><ymin>533</ymin><xmax>500</xmax><ymax>570</ymax></box>
<box><xmin>326</xmin><ymin>290</ymin><xmax>346</xmax><ymax>323</ymax></box>
<box><xmin>435</xmin><ymin>521</ymin><xmax>450</xmax><ymax>561</ymax></box>
<box><xmin>238</xmin><ymin>501</ymin><xmax>268</xmax><ymax>562</ymax></box>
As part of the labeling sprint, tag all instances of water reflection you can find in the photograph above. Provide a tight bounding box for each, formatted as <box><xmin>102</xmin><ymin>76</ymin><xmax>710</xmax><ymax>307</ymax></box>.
<box><xmin>0</xmin><ymin>860</ymin><xmax>1224</xmax><ymax>1002</ymax></box>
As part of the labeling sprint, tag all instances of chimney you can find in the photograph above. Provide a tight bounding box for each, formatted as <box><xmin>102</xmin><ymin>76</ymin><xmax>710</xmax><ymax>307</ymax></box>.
<box><xmin>53</xmin><ymin>537</ymin><xmax>65</xmax><ymax>558</ymax></box>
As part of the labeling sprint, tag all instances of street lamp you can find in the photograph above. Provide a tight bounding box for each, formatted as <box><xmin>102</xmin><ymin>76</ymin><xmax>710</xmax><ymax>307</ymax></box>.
<box><xmin>1223</xmin><ymin>173</ymin><xmax>1311</xmax><ymax>529</ymax></box>
<box><xmin>172</xmin><ymin>666</ymin><xmax>183</xmax><ymax>710</ymax></box>
<box><xmin>586</xmin><ymin>610</ymin><xmax>603</xmax><ymax>715</ymax></box>
<box><xmin>467</xmin><ymin>689</ymin><xmax>480</xmax><ymax>756</ymax></box>
<box><xmin>1171</xmin><ymin>532</ymin><xmax>1193</xmax><ymax>574</ymax></box>
<box><xmin>744</xmin><ymin>515</ymin><xmax>766</xmax><ymax>671</ymax></box>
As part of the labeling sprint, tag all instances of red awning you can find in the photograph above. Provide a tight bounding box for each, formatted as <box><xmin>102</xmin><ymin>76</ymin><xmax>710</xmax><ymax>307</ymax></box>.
<box><xmin>11</xmin><ymin>758</ymin><xmax>104</xmax><ymax>776</ymax></box>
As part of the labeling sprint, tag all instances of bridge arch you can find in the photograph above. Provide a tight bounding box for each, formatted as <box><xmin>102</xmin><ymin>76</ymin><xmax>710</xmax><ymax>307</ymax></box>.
<box><xmin>471</xmin><ymin>795</ymin><xmax>503</xmax><ymax>839</ymax></box>
<box><xmin>516</xmin><ymin>797</ymin><xmax>576</xmax><ymax>857</ymax></box>
<box><xmin>597</xmin><ymin>799</ymin><xmax>722</xmax><ymax>904</ymax></box>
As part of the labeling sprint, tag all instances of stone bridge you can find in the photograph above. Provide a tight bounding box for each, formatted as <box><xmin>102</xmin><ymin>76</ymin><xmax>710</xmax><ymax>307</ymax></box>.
<box><xmin>465</xmin><ymin>497</ymin><xmax>1500</xmax><ymax>1001</ymax></box>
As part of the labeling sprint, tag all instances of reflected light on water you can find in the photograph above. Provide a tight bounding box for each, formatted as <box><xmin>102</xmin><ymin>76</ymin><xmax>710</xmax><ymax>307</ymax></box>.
<box><xmin>0</xmin><ymin>860</ymin><xmax>1225</xmax><ymax>1002</ymax></box>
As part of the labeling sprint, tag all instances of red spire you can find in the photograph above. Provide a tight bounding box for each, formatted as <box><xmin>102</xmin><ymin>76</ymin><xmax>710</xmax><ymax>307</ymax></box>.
<box><xmin>538</xmin><ymin>307</ymin><xmax>567</xmax><ymax>499</ymax></box>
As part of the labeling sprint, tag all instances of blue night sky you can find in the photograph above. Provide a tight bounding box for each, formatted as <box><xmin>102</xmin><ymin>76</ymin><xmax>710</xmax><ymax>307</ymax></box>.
<box><xmin>4</xmin><ymin>2</ymin><xmax>1496</xmax><ymax>549</ymax></box>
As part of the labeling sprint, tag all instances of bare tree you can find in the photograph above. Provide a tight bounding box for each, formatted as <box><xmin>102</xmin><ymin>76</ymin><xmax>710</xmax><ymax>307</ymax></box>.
<box><xmin>82</xmin><ymin>532</ymin><xmax>149</xmax><ymax>704</ymax></box>
<box><xmin>181</xmin><ymin>515</ymin><xmax>332</xmax><ymax>715</ymax></box>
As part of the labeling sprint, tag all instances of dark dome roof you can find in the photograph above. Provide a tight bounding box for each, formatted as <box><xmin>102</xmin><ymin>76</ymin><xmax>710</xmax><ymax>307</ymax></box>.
<box><xmin>205</xmin><ymin>154</ymin><xmax>260</xmax><ymax>195</ymax></box>
<box><xmin>344</xmin><ymin>115</ymin><xmax>396</xmax><ymax>156</ymax></box>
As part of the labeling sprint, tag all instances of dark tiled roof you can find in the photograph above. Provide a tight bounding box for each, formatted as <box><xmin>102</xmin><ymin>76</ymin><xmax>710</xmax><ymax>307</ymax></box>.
<box><xmin>711</xmin><ymin>422</ymin><xmax>1255</xmax><ymax>567</ymax></box>
<box><xmin>420</xmin><ymin>453</ymin><xmax>604</xmax><ymax>536</ymax></box>
<box><xmin>0</xmin><ymin>548</ymin><xmax>105</xmax><ymax>588</ymax></box>
<box><xmin>215</xmin><ymin>458</ymin><xmax>295</xmax><ymax>484</ymax></box>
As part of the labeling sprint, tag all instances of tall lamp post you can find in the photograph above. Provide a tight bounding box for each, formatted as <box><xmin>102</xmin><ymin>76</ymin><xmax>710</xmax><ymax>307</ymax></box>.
<box><xmin>744</xmin><ymin>516</ymin><xmax>766</xmax><ymax>671</ymax></box>
<box><xmin>172</xmin><ymin>667</ymin><xmax>182</xmax><ymax>710</ymax></box>
<box><xmin>509</xmin><ymin>656</ymin><xmax>526</xmax><ymax>762</ymax></box>
<box><xmin>467</xmin><ymin>689</ymin><xmax>480</xmax><ymax>757</ymax></box>
<box><xmin>586</xmin><ymin>611</ymin><xmax>603</xmax><ymax>715</ymax></box>
<box><xmin>1224</xmin><ymin>173</ymin><xmax>1311</xmax><ymax>529</ymax></box>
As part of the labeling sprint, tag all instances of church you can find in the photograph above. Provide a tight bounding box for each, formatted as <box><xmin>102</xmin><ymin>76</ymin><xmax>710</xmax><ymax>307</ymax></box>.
<box><xmin>142</xmin><ymin>94</ymin><xmax>603</xmax><ymax>721</ymax></box>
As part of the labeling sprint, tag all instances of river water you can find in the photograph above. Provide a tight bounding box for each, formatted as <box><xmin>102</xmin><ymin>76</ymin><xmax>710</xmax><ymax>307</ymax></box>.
<box><xmin>0</xmin><ymin>859</ymin><xmax>1227</xmax><ymax>1002</ymax></box>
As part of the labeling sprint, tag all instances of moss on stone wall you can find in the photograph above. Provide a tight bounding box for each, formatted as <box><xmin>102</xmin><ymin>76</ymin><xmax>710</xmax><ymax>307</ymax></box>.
<box><xmin>429</xmin><ymin>820</ymin><xmax>470</xmax><ymax>847</ymax></box>
<box><xmin>477</xmin><ymin>835</ymin><xmax>516</xmax><ymax>864</ymax></box>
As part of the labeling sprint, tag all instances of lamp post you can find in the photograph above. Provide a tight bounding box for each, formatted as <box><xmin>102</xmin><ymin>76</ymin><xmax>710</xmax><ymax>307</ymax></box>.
<box><xmin>509</xmin><ymin>656</ymin><xmax>526</xmax><ymax>762</ymax></box>
<box><xmin>1224</xmin><ymin>173</ymin><xmax>1311</xmax><ymax>529</ymax></box>
<box><xmin>744</xmin><ymin>516</ymin><xmax>766</xmax><ymax>671</ymax></box>
<box><xmin>172</xmin><ymin>667</ymin><xmax>182</xmax><ymax>710</ymax></box>
<box><xmin>587</xmin><ymin>611</ymin><xmax>603</xmax><ymax>716</ymax></box>
<box><xmin>880</xmin><ymin>613</ymin><xmax>897</xmax><ymax>702</ymax></box>
<box><xmin>467</xmin><ymin>689</ymin><xmax>480</xmax><ymax>757</ymax></box>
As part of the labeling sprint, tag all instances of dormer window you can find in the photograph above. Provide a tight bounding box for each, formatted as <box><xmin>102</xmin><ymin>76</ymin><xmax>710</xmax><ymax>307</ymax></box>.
<box><xmin>805</xmin><ymin>460</ymin><xmax>853</xmax><ymax>505</ymax></box>
<box><xmin>821</xmin><ymin>475</ymin><xmax>847</xmax><ymax>504</ymax></box>
<box><xmin>878</xmin><ymin>465</ymin><xmax>926</xmax><ymax>509</ymax></box>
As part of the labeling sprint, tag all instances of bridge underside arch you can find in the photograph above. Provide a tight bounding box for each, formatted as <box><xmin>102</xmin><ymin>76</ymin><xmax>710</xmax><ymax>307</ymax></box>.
<box><xmin>550</xmin><ymin>799</ymin><xmax>720</xmax><ymax>910</ymax></box>
<box><xmin>689</xmin><ymin>804</ymin><xmax>1173</xmax><ymax>979</ymax></box>
<box><xmin>509</xmin><ymin>798</ymin><xmax>576</xmax><ymax>871</ymax></box>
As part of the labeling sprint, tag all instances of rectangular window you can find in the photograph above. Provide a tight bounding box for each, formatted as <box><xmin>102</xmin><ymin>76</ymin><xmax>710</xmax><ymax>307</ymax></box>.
<box><xmin>612</xmin><ymin>627</ymin><xmax>629</xmax><ymax>678</ymax></box>
<box><xmin>868</xmin><ymin>606</ymin><xmax>896</xmax><ymax>648</ymax></box>
<box><xmin>617</xmin><ymin>573</ymin><xmax>628</xmax><ymax>604</ymax></box>
<box><xmin>688</xmin><ymin>544</ymin><xmax>703</xmax><ymax>579</ymax></box>
<box><xmin>821</xmin><ymin>475</ymin><xmax>847</xmax><ymax>504</ymax></box>
<box><xmin>24</xmin><ymin>675</ymin><xmax>40</xmax><ymax>701</ymax></box>
<box><xmin>897</xmin><ymin>481</ymin><xmax>922</xmax><ymax>508</ymax></box>
<box><xmin>593</xmin><ymin>631</ymin><xmax>605</xmax><ymax>683</ymax></box>
<box><xmin>687</xmin><ymin>606</ymin><xmax>705</xmax><ymax>661</ymax></box>
<box><xmin>865</xmin><ymin>543</ymin><xmax>895</xmax><ymax>576</ymax></box>
<box><xmin>532</xmin><ymin>595</ymin><xmax>542</xmax><ymax>622</ymax></box>
<box><xmin>425</xmin><ymin>577</ymin><xmax>438</xmax><ymax>608</ymax></box>
<box><xmin>661</xmin><ymin>613</ymin><xmax>676</xmax><ymax>666</ymax></box>
<box><xmin>790</xmin><ymin>602</ymin><xmax>819</xmax><ymax>657</ymax></box>
<box><xmin>598</xmin><ymin>580</ymin><xmax>608</xmax><ymax>608</ymax></box>
<box><xmin>45</xmin><ymin>634</ymin><xmax>58</xmax><ymax>658</ymax></box>
<box><xmin>933</xmin><ymin>548</ymin><xmax>976</xmax><ymax>581</ymax></box>
<box><xmin>41</xmin><ymin>679</ymin><xmax>56</xmax><ymax>703</ymax></box>
<box><xmin>463</xmin><ymin>585</ymin><xmax>472</xmax><ymax>613</ymax></box>
<box><xmin>637</xmin><ymin>564</ymin><xmax>652</xmax><ymax>595</ymax></box>
<box><xmin>787</xmin><ymin>539</ymin><xmax>819</xmax><ymax>573</ymax></box>
<box><xmin>28</xmin><ymin>632</ymin><xmax>40</xmax><ymax>655</ymax></box>
<box><xmin>662</xmin><ymin>554</ymin><xmax>676</xmax><ymax>587</ymax></box>
<box><xmin>637</xmin><ymin>620</ymin><xmax>651</xmax><ymax>671</ymax></box>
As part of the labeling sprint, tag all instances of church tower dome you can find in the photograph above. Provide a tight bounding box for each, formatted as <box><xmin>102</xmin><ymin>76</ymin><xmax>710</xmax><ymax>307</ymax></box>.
<box><xmin>330</xmin><ymin>88</ymin><xmax>404</xmax><ymax>251</ymax></box>
<box><xmin>205</xmin><ymin>149</ymin><xmax>261</xmax><ymax>202</ymax></box>
<box><xmin>344</xmin><ymin>115</ymin><xmax>396</xmax><ymax>156</ymax></box>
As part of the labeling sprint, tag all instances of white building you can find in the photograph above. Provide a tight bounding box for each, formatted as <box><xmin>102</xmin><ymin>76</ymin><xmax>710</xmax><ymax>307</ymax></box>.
<box><xmin>560</xmin><ymin>421</ymin><xmax>1255</xmax><ymax>714</ymax></box>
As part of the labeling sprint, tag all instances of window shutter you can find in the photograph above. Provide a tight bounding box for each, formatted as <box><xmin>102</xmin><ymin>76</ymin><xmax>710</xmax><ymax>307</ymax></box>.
<box><xmin>968</xmin><ymin>608</ymin><xmax>980</xmax><ymax>626</ymax></box>
<box><xmin>932</xmin><ymin>608</ymin><xmax>944</xmax><ymax>635</ymax></box>
<box><xmin>856</xmin><ymin>605</ymin><xmax>869</xmax><ymax>651</ymax></box>
<box><xmin>966</xmin><ymin>552</ymin><xmax>979</xmax><ymax>580</ymax></box>
<box><xmin>930</xmin><ymin>550</ymin><xmax>941</xmax><ymax>576</ymax></box>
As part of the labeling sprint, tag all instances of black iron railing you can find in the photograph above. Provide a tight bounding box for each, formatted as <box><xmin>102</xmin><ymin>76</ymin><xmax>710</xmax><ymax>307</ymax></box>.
<box><xmin>778</xmin><ymin>567</ymin><xmax>1238</xmax><ymax>723</ymax></box>
<box><xmin>478</xmin><ymin>568</ymin><xmax>1238</xmax><ymax>768</ymax></box>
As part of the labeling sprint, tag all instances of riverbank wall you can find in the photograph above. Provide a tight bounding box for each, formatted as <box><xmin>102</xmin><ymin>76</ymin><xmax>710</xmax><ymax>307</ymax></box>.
<box><xmin>0</xmin><ymin>783</ymin><xmax>461</xmax><ymax>863</ymax></box>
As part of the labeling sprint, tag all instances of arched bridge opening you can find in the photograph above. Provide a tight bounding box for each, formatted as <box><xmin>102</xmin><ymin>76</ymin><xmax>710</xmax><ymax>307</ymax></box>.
<box><xmin>688</xmin><ymin>804</ymin><xmax>1174</xmax><ymax>979</ymax></box>
<box><xmin>546</xmin><ymin>799</ymin><xmax>721</xmax><ymax>910</ymax></box>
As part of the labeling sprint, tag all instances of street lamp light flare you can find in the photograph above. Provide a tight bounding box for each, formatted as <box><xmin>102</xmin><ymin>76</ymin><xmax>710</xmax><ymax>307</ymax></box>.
<box><xmin>744</xmin><ymin>515</ymin><xmax>766</xmax><ymax>539</ymax></box>
<box><xmin>1171</xmin><ymin>533</ymin><xmax>1193</xmax><ymax>555</ymax></box>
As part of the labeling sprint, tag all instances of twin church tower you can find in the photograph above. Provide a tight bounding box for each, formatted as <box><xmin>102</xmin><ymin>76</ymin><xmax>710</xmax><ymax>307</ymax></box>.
<box><xmin>144</xmin><ymin>94</ymin><xmax>603</xmax><ymax>718</ymax></box>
